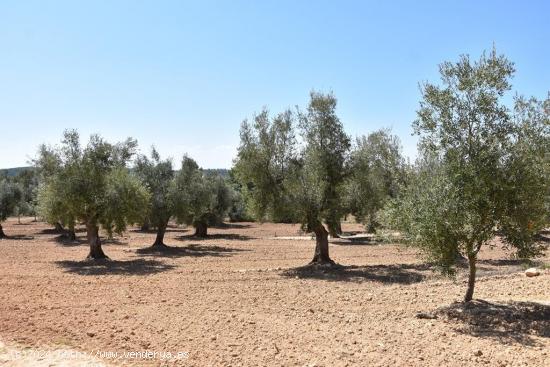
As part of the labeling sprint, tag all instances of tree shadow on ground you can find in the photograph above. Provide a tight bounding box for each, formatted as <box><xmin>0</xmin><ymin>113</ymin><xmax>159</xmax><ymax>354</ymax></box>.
<box><xmin>281</xmin><ymin>263</ymin><xmax>430</xmax><ymax>284</ymax></box>
<box><xmin>130</xmin><ymin>227</ymin><xmax>189</xmax><ymax>234</ymax></box>
<box><xmin>435</xmin><ymin>300</ymin><xmax>550</xmax><ymax>346</ymax></box>
<box><xmin>102</xmin><ymin>238</ymin><xmax>129</xmax><ymax>246</ymax></box>
<box><xmin>476</xmin><ymin>259</ymin><xmax>549</xmax><ymax>277</ymax></box>
<box><xmin>39</xmin><ymin>228</ymin><xmax>62</xmax><ymax>235</ymax></box>
<box><xmin>39</xmin><ymin>228</ymin><xmax>86</xmax><ymax>235</ymax></box>
<box><xmin>331</xmin><ymin>238</ymin><xmax>380</xmax><ymax>246</ymax></box>
<box><xmin>215</xmin><ymin>223</ymin><xmax>252</xmax><ymax>229</ymax></box>
<box><xmin>136</xmin><ymin>244</ymin><xmax>249</xmax><ymax>258</ymax></box>
<box><xmin>478</xmin><ymin>259</ymin><xmax>533</xmax><ymax>267</ymax></box>
<box><xmin>175</xmin><ymin>233</ymin><xmax>254</xmax><ymax>241</ymax></box>
<box><xmin>50</xmin><ymin>236</ymin><xmax>128</xmax><ymax>247</ymax></box>
<box><xmin>0</xmin><ymin>234</ymin><xmax>35</xmax><ymax>240</ymax></box>
<box><xmin>55</xmin><ymin>258</ymin><xmax>175</xmax><ymax>276</ymax></box>
<box><xmin>52</xmin><ymin>235</ymin><xmax>87</xmax><ymax>246</ymax></box>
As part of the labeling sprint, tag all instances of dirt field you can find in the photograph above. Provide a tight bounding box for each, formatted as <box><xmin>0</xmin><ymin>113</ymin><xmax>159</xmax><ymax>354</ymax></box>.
<box><xmin>0</xmin><ymin>217</ymin><xmax>548</xmax><ymax>367</ymax></box>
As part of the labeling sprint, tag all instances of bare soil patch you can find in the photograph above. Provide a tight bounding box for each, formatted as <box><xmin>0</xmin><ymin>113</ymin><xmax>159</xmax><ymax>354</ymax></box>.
<box><xmin>0</xmin><ymin>217</ymin><xmax>548</xmax><ymax>366</ymax></box>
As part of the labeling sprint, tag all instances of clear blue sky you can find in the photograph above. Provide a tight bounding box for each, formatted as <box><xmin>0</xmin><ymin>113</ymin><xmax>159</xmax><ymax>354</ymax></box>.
<box><xmin>1</xmin><ymin>0</ymin><xmax>548</xmax><ymax>169</ymax></box>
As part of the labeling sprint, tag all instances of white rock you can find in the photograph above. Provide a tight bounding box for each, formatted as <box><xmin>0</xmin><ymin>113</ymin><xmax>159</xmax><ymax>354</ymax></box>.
<box><xmin>525</xmin><ymin>268</ymin><xmax>541</xmax><ymax>277</ymax></box>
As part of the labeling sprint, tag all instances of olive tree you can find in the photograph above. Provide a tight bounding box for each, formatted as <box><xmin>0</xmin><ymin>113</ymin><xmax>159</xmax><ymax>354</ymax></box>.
<box><xmin>233</xmin><ymin>109</ymin><xmax>299</xmax><ymax>223</ymax></box>
<box><xmin>300</xmin><ymin>93</ymin><xmax>351</xmax><ymax>239</ymax></box>
<box><xmin>234</xmin><ymin>91</ymin><xmax>350</xmax><ymax>264</ymax></box>
<box><xmin>0</xmin><ymin>179</ymin><xmax>22</xmax><ymax>238</ymax></box>
<box><xmin>134</xmin><ymin>148</ymin><xmax>175</xmax><ymax>248</ymax></box>
<box><xmin>36</xmin><ymin>130</ymin><xmax>150</xmax><ymax>259</ymax></box>
<box><xmin>386</xmin><ymin>49</ymin><xmax>548</xmax><ymax>302</ymax></box>
<box><xmin>499</xmin><ymin>95</ymin><xmax>550</xmax><ymax>253</ymax></box>
<box><xmin>346</xmin><ymin>129</ymin><xmax>406</xmax><ymax>232</ymax></box>
<box><xmin>34</xmin><ymin>144</ymin><xmax>77</xmax><ymax>239</ymax></box>
<box><xmin>173</xmin><ymin>156</ymin><xmax>231</xmax><ymax>237</ymax></box>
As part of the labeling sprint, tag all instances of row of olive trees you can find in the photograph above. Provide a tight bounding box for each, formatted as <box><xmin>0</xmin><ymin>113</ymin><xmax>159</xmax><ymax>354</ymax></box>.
<box><xmin>31</xmin><ymin>131</ymin><xmax>232</xmax><ymax>259</ymax></box>
<box><xmin>233</xmin><ymin>49</ymin><xmax>549</xmax><ymax>302</ymax></box>
<box><xmin>134</xmin><ymin>149</ymin><xmax>231</xmax><ymax>244</ymax></box>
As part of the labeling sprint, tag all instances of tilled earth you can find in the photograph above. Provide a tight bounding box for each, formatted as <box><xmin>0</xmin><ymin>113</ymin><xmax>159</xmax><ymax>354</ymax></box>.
<box><xmin>0</xmin><ymin>218</ymin><xmax>548</xmax><ymax>367</ymax></box>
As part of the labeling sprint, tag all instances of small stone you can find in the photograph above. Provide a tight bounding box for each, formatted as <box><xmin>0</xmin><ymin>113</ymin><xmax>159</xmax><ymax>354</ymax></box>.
<box><xmin>86</xmin><ymin>331</ymin><xmax>95</xmax><ymax>337</ymax></box>
<box><xmin>525</xmin><ymin>268</ymin><xmax>540</xmax><ymax>277</ymax></box>
<box><xmin>474</xmin><ymin>350</ymin><xmax>483</xmax><ymax>357</ymax></box>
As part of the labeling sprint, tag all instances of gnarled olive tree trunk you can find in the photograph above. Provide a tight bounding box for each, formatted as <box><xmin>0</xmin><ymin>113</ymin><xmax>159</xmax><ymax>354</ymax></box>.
<box><xmin>0</xmin><ymin>223</ymin><xmax>6</xmax><ymax>239</ymax></box>
<box><xmin>67</xmin><ymin>222</ymin><xmax>76</xmax><ymax>241</ymax></box>
<box><xmin>310</xmin><ymin>223</ymin><xmax>334</xmax><ymax>264</ymax></box>
<box><xmin>152</xmin><ymin>221</ymin><xmax>169</xmax><ymax>247</ymax></box>
<box><xmin>194</xmin><ymin>221</ymin><xmax>208</xmax><ymax>237</ymax></box>
<box><xmin>55</xmin><ymin>221</ymin><xmax>76</xmax><ymax>241</ymax></box>
<box><xmin>54</xmin><ymin>222</ymin><xmax>65</xmax><ymax>233</ymax></box>
<box><xmin>86</xmin><ymin>222</ymin><xmax>107</xmax><ymax>260</ymax></box>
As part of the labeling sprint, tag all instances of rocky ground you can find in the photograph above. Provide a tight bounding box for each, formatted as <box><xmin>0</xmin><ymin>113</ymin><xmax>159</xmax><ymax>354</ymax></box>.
<box><xmin>0</xmin><ymin>217</ymin><xmax>548</xmax><ymax>366</ymax></box>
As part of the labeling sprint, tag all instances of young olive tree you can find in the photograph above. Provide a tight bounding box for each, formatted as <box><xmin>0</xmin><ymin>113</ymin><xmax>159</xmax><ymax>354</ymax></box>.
<box><xmin>134</xmin><ymin>148</ymin><xmax>175</xmax><ymax>248</ymax></box>
<box><xmin>36</xmin><ymin>130</ymin><xmax>150</xmax><ymax>259</ymax></box>
<box><xmin>234</xmin><ymin>91</ymin><xmax>350</xmax><ymax>264</ymax></box>
<box><xmin>346</xmin><ymin>129</ymin><xmax>406</xmax><ymax>232</ymax></box>
<box><xmin>0</xmin><ymin>179</ymin><xmax>22</xmax><ymax>238</ymax></box>
<box><xmin>386</xmin><ymin>49</ymin><xmax>549</xmax><ymax>302</ymax></box>
<box><xmin>172</xmin><ymin>156</ymin><xmax>231</xmax><ymax>237</ymax></box>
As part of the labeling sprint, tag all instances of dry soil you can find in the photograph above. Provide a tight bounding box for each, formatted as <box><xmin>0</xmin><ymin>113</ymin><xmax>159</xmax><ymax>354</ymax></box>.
<box><xmin>0</xmin><ymin>217</ymin><xmax>548</xmax><ymax>367</ymax></box>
